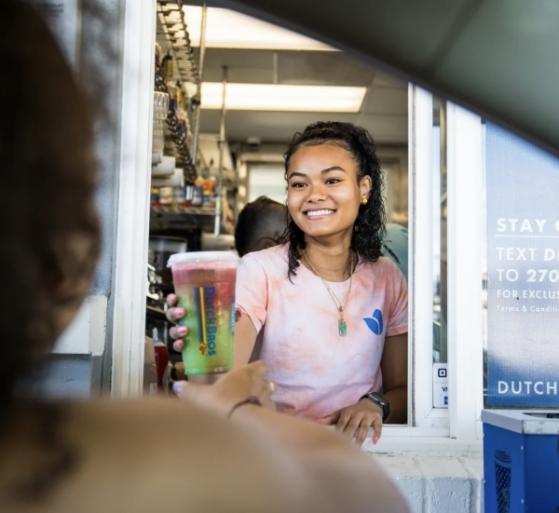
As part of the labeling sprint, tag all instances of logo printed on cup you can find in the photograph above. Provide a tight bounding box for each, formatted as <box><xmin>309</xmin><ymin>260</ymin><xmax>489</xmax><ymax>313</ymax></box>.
<box><xmin>169</xmin><ymin>251</ymin><xmax>238</xmax><ymax>375</ymax></box>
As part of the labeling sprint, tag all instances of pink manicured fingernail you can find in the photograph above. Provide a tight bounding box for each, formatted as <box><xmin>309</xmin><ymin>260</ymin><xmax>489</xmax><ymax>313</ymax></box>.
<box><xmin>177</xmin><ymin>326</ymin><xmax>187</xmax><ymax>336</ymax></box>
<box><xmin>372</xmin><ymin>436</ymin><xmax>379</xmax><ymax>445</ymax></box>
<box><xmin>175</xmin><ymin>307</ymin><xmax>185</xmax><ymax>317</ymax></box>
<box><xmin>173</xmin><ymin>340</ymin><xmax>184</xmax><ymax>351</ymax></box>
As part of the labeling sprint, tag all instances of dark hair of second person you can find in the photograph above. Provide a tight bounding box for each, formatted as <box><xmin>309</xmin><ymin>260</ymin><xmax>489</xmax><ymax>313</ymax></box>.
<box><xmin>234</xmin><ymin>196</ymin><xmax>287</xmax><ymax>256</ymax></box>
<box><xmin>281</xmin><ymin>121</ymin><xmax>385</xmax><ymax>278</ymax></box>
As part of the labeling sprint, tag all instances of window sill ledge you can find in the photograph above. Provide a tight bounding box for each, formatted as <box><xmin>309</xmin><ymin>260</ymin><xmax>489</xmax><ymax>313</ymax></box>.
<box><xmin>363</xmin><ymin>434</ymin><xmax>482</xmax><ymax>456</ymax></box>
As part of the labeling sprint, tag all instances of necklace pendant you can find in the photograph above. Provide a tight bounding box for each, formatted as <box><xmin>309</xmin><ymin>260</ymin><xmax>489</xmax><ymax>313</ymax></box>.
<box><xmin>338</xmin><ymin>318</ymin><xmax>347</xmax><ymax>337</ymax></box>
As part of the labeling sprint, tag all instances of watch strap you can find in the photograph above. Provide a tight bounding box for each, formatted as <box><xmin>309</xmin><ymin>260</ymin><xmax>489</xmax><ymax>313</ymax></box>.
<box><xmin>360</xmin><ymin>392</ymin><xmax>390</xmax><ymax>422</ymax></box>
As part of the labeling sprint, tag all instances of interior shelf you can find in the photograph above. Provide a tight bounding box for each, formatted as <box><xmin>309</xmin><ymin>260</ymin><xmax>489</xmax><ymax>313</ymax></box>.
<box><xmin>151</xmin><ymin>205</ymin><xmax>216</xmax><ymax>216</ymax></box>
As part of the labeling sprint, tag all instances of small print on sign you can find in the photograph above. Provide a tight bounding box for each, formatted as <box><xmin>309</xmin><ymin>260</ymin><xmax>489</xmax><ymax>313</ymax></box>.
<box><xmin>433</xmin><ymin>363</ymin><xmax>448</xmax><ymax>409</ymax></box>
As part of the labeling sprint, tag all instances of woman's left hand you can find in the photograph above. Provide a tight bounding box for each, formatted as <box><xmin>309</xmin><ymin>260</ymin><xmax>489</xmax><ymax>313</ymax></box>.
<box><xmin>335</xmin><ymin>399</ymin><xmax>383</xmax><ymax>447</ymax></box>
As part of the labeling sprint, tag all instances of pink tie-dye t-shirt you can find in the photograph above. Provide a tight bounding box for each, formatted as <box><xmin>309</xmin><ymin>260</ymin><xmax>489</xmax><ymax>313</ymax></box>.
<box><xmin>236</xmin><ymin>244</ymin><xmax>408</xmax><ymax>423</ymax></box>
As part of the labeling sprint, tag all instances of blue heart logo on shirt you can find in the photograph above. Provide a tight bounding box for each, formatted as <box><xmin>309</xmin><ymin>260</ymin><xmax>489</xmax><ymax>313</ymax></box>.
<box><xmin>364</xmin><ymin>309</ymin><xmax>384</xmax><ymax>335</ymax></box>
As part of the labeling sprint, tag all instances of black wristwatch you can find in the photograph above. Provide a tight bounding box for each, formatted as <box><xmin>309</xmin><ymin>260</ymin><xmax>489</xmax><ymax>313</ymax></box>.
<box><xmin>360</xmin><ymin>392</ymin><xmax>390</xmax><ymax>421</ymax></box>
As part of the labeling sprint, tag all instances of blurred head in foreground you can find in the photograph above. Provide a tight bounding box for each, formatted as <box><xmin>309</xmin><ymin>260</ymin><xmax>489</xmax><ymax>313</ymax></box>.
<box><xmin>0</xmin><ymin>0</ymin><xmax>100</xmax><ymax>418</ymax></box>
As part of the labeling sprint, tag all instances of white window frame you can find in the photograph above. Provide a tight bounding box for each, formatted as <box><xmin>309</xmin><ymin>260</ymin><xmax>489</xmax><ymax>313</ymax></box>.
<box><xmin>111</xmin><ymin>0</ymin><xmax>156</xmax><ymax>397</ymax></box>
<box><xmin>446</xmin><ymin>101</ymin><xmax>484</xmax><ymax>441</ymax></box>
<box><xmin>408</xmin><ymin>85</ymin><xmax>441</xmax><ymax>434</ymax></box>
<box><xmin>384</xmin><ymin>85</ymin><xmax>483</xmax><ymax>444</ymax></box>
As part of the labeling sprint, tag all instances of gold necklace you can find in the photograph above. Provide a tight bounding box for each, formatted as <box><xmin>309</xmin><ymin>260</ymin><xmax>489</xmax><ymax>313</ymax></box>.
<box><xmin>304</xmin><ymin>252</ymin><xmax>355</xmax><ymax>337</ymax></box>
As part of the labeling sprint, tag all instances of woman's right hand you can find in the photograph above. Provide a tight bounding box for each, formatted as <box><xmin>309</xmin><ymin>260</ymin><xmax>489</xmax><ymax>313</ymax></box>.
<box><xmin>166</xmin><ymin>293</ymin><xmax>187</xmax><ymax>352</ymax></box>
<box><xmin>166</xmin><ymin>292</ymin><xmax>258</xmax><ymax>377</ymax></box>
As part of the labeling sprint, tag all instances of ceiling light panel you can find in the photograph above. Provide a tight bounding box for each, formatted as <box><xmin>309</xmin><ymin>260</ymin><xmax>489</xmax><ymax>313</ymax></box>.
<box><xmin>201</xmin><ymin>83</ymin><xmax>366</xmax><ymax>112</ymax></box>
<box><xmin>183</xmin><ymin>6</ymin><xmax>334</xmax><ymax>51</ymax></box>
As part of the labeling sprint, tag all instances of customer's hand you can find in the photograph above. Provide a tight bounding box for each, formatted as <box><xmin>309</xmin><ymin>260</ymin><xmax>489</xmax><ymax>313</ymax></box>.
<box><xmin>165</xmin><ymin>293</ymin><xmax>187</xmax><ymax>352</ymax></box>
<box><xmin>173</xmin><ymin>361</ymin><xmax>276</xmax><ymax>417</ymax></box>
<box><xmin>335</xmin><ymin>399</ymin><xmax>383</xmax><ymax>447</ymax></box>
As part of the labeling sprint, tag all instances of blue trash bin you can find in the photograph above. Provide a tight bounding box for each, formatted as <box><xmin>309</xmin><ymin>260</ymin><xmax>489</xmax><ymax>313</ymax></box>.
<box><xmin>482</xmin><ymin>410</ymin><xmax>559</xmax><ymax>513</ymax></box>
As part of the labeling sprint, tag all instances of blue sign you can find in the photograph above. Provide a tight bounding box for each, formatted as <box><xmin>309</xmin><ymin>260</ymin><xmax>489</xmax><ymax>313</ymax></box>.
<box><xmin>486</xmin><ymin>123</ymin><xmax>559</xmax><ymax>407</ymax></box>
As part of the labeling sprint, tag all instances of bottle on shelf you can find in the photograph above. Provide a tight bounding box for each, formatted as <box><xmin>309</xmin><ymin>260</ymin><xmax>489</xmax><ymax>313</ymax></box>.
<box><xmin>152</xmin><ymin>327</ymin><xmax>169</xmax><ymax>393</ymax></box>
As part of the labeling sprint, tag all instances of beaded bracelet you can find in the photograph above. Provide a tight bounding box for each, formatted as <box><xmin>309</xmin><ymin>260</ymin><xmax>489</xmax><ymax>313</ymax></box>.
<box><xmin>226</xmin><ymin>395</ymin><xmax>262</xmax><ymax>419</ymax></box>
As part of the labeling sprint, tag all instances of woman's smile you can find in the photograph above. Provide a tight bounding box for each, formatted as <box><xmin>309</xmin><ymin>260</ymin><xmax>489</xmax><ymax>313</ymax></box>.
<box><xmin>304</xmin><ymin>208</ymin><xmax>336</xmax><ymax>219</ymax></box>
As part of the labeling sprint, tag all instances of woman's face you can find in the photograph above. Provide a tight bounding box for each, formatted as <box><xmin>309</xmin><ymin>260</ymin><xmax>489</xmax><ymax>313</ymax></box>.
<box><xmin>286</xmin><ymin>142</ymin><xmax>372</xmax><ymax>242</ymax></box>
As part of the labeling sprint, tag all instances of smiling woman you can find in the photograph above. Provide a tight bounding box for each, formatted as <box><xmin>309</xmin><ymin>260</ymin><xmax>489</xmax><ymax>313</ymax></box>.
<box><xmin>171</xmin><ymin>122</ymin><xmax>409</xmax><ymax>443</ymax></box>
<box><xmin>235</xmin><ymin>122</ymin><xmax>408</xmax><ymax>444</ymax></box>
<box><xmin>171</xmin><ymin>121</ymin><xmax>409</xmax><ymax>446</ymax></box>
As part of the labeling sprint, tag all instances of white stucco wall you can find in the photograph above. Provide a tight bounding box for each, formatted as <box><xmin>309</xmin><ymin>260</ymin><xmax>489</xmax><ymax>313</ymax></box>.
<box><xmin>363</xmin><ymin>438</ymin><xmax>483</xmax><ymax>513</ymax></box>
<box><xmin>377</xmin><ymin>453</ymin><xmax>482</xmax><ymax>513</ymax></box>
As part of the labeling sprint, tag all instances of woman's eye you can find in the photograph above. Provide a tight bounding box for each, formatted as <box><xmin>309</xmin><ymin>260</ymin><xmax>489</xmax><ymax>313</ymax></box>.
<box><xmin>325</xmin><ymin>178</ymin><xmax>341</xmax><ymax>185</ymax></box>
<box><xmin>289</xmin><ymin>181</ymin><xmax>306</xmax><ymax>189</ymax></box>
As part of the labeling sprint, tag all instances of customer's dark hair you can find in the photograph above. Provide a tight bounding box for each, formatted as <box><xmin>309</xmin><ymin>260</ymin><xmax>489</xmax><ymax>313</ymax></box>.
<box><xmin>281</xmin><ymin>121</ymin><xmax>385</xmax><ymax>278</ymax></box>
<box><xmin>235</xmin><ymin>196</ymin><xmax>287</xmax><ymax>256</ymax></box>
<box><xmin>0</xmin><ymin>0</ymin><xmax>100</xmax><ymax>421</ymax></box>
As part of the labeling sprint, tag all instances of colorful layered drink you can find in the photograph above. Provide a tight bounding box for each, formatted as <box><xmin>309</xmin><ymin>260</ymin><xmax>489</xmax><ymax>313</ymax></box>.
<box><xmin>168</xmin><ymin>251</ymin><xmax>238</xmax><ymax>375</ymax></box>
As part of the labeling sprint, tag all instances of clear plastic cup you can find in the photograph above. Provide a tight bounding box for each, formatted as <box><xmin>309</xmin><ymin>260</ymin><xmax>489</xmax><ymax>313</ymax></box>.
<box><xmin>168</xmin><ymin>251</ymin><xmax>238</xmax><ymax>375</ymax></box>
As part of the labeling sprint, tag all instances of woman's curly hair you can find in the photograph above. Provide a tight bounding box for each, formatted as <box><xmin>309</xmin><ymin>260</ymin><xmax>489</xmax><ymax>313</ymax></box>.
<box><xmin>281</xmin><ymin>121</ymin><xmax>385</xmax><ymax>278</ymax></box>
